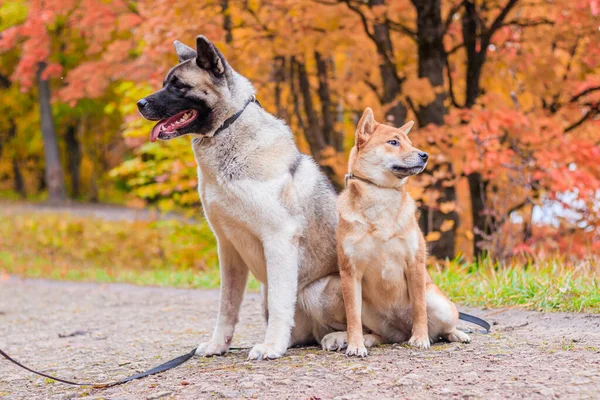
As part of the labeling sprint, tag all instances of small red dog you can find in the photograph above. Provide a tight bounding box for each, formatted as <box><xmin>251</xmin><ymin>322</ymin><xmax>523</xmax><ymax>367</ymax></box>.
<box><xmin>322</xmin><ymin>108</ymin><xmax>470</xmax><ymax>356</ymax></box>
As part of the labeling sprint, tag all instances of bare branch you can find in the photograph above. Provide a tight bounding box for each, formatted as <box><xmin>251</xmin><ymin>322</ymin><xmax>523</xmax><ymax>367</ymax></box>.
<box><xmin>387</xmin><ymin>19</ymin><xmax>417</xmax><ymax>38</ymax></box>
<box><xmin>444</xmin><ymin>56</ymin><xmax>463</xmax><ymax>108</ymax></box>
<box><xmin>363</xmin><ymin>79</ymin><xmax>383</xmax><ymax>102</ymax></box>
<box><xmin>499</xmin><ymin>18</ymin><xmax>553</xmax><ymax>28</ymax></box>
<box><xmin>443</xmin><ymin>1</ymin><xmax>463</xmax><ymax>34</ymax></box>
<box><xmin>565</xmin><ymin>104</ymin><xmax>600</xmax><ymax>133</ymax></box>
<box><xmin>482</xmin><ymin>0</ymin><xmax>519</xmax><ymax>50</ymax></box>
<box><xmin>570</xmin><ymin>86</ymin><xmax>600</xmax><ymax>104</ymax></box>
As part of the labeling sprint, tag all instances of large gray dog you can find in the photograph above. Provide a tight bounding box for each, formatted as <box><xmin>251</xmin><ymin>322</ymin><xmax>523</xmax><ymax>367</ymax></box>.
<box><xmin>137</xmin><ymin>36</ymin><xmax>346</xmax><ymax>359</ymax></box>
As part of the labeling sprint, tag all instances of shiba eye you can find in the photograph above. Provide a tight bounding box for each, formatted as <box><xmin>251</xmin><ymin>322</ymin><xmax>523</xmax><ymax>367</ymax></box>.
<box><xmin>387</xmin><ymin>140</ymin><xmax>400</xmax><ymax>146</ymax></box>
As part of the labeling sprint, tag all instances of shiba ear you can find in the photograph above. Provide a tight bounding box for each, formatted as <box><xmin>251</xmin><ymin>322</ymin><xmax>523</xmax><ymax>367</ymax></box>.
<box><xmin>174</xmin><ymin>40</ymin><xmax>197</xmax><ymax>63</ymax></box>
<box><xmin>356</xmin><ymin>107</ymin><xmax>376</xmax><ymax>147</ymax></box>
<box><xmin>399</xmin><ymin>120</ymin><xmax>415</xmax><ymax>135</ymax></box>
<box><xmin>195</xmin><ymin>35</ymin><xmax>225</xmax><ymax>76</ymax></box>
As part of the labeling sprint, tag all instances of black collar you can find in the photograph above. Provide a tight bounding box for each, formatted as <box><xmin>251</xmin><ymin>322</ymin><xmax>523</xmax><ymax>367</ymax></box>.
<box><xmin>213</xmin><ymin>96</ymin><xmax>262</xmax><ymax>137</ymax></box>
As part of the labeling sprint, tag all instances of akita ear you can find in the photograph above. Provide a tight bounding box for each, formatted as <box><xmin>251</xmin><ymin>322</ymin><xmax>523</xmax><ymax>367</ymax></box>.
<box><xmin>174</xmin><ymin>40</ymin><xmax>197</xmax><ymax>63</ymax></box>
<box><xmin>399</xmin><ymin>120</ymin><xmax>415</xmax><ymax>135</ymax></box>
<box><xmin>195</xmin><ymin>35</ymin><xmax>226</xmax><ymax>76</ymax></box>
<box><xmin>356</xmin><ymin>107</ymin><xmax>376</xmax><ymax>147</ymax></box>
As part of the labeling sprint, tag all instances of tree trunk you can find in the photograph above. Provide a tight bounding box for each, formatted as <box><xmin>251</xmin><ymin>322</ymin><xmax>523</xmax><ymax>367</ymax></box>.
<box><xmin>468</xmin><ymin>172</ymin><xmax>490</xmax><ymax>258</ymax></box>
<box><xmin>65</xmin><ymin>122</ymin><xmax>81</xmax><ymax>199</ymax></box>
<box><xmin>295</xmin><ymin>58</ymin><xmax>327</xmax><ymax>160</ymax></box>
<box><xmin>412</xmin><ymin>0</ymin><xmax>445</xmax><ymax>125</ymax></box>
<box><xmin>462</xmin><ymin>0</ymin><xmax>483</xmax><ymax>108</ymax></box>
<box><xmin>412</xmin><ymin>0</ymin><xmax>457</xmax><ymax>260</ymax></box>
<box><xmin>37</xmin><ymin>62</ymin><xmax>66</xmax><ymax>203</ymax></box>
<box><xmin>369</xmin><ymin>0</ymin><xmax>407</xmax><ymax>126</ymax></box>
<box><xmin>315</xmin><ymin>52</ymin><xmax>337</xmax><ymax>149</ymax></box>
<box><xmin>2</xmin><ymin>114</ymin><xmax>26</xmax><ymax>198</ymax></box>
<box><xmin>273</xmin><ymin>56</ymin><xmax>287</xmax><ymax>119</ymax></box>
<box><xmin>461</xmin><ymin>0</ymin><xmax>518</xmax><ymax>257</ymax></box>
<box><xmin>12</xmin><ymin>158</ymin><xmax>26</xmax><ymax>198</ymax></box>
<box><xmin>222</xmin><ymin>0</ymin><xmax>233</xmax><ymax>44</ymax></box>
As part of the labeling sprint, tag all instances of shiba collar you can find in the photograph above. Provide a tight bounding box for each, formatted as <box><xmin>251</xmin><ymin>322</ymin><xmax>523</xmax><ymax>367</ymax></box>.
<box><xmin>344</xmin><ymin>173</ymin><xmax>380</xmax><ymax>187</ymax></box>
<box><xmin>345</xmin><ymin>173</ymin><xmax>405</xmax><ymax>189</ymax></box>
<box><xmin>213</xmin><ymin>95</ymin><xmax>262</xmax><ymax>137</ymax></box>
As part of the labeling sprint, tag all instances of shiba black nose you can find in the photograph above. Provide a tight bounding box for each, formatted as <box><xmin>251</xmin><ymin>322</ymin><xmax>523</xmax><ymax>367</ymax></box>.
<box><xmin>418</xmin><ymin>152</ymin><xmax>429</xmax><ymax>161</ymax></box>
<box><xmin>137</xmin><ymin>99</ymin><xmax>148</xmax><ymax>109</ymax></box>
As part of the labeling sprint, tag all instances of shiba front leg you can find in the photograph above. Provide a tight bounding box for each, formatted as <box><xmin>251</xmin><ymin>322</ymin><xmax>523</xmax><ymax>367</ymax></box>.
<box><xmin>340</xmin><ymin>259</ymin><xmax>367</xmax><ymax>357</ymax></box>
<box><xmin>196</xmin><ymin>239</ymin><xmax>248</xmax><ymax>357</ymax></box>
<box><xmin>406</xmin><ymin>262</ymin><xmax>430</xmax><ymax>349</ymax></box>
<box><xmin>248</xmin><ymin>228</ymin><xmax>299</xmax><ymax>360</ymax></box>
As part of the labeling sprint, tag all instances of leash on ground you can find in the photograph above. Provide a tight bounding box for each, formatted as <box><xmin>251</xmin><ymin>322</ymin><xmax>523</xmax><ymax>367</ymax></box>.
<box><xmin>459</xmin><ymin>312</ymin><xmax>491</xmax><ymax>334</ymax></box>
<box><xmin>0</xmin><ymin>346</ymin><xmax>249</xmax><ymax>388</ymax></box>
<box><xmin>0</xmin><ymin>314</ymin><xmax>489</xmax><ymax>388</ymax></box>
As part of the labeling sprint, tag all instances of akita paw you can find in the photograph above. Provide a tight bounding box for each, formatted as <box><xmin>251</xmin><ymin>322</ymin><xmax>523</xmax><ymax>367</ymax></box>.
<box><xmin>248</xmin><ymin>343</ymin><xmax>286</xmax><ymax>360</ymax></box>
<box><xmin>447</xmin><ymin>329</ymin><xmax>471</xmax><ymax>343</ymax></box>
<box><xmin>321</xmin><ymin>332</ymin><xmax>348</xmax><ymax>351</ymax></box>
<box><xmin>408</xmin><ymin>334</ymin><xmax>431</xmax><ymax>349</ymax></box>
<box><xmin>346</xmin><ymin>343</ymin><xmax>368</xmax><ymax>357</ymax></box>
<box><xmin>195</xmin><ymin>341</ymin><xmax>229</xmax><ymax>357</ymax></box>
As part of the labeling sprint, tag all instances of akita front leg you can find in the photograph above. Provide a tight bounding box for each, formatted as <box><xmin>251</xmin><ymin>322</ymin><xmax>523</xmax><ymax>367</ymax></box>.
<box><xmin>248</xmin><ymin>233</ymin><xmax>299</xmax><ymax>360</ymax></box>
<box><xmin>196</xmin><ymin>240</ymin><xmax>248</xmax><ymax>357</ymax></box>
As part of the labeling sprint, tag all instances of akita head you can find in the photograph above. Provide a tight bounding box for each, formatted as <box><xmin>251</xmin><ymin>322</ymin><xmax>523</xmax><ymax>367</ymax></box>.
<box><xmin>136</xmin><ymin>36</ymin><xmax>241</xmax><ymax>142</ymax></box>
<box><xmin>348</xmin><ymin>108</ymin><xmax>428</xmax><ymax>187</ymax></box>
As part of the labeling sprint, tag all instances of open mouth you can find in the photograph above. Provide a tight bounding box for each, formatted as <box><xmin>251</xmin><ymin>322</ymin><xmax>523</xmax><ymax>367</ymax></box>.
<box><xmin>150</xmin><ymin>110</ymin><xmax>198</xmax><ymax>142</ymax></box>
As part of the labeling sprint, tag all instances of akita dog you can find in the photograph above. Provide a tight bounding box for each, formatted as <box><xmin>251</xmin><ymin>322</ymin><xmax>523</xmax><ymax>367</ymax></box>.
<box><xmin>137</xmin><ymin>36</ymin><xmax>346</xmax><ymax>360</ymax></box>
<box><xmin>322</xmin><ymin>108</ymin><xmax>472</xmax><ymax>356</ymax></box>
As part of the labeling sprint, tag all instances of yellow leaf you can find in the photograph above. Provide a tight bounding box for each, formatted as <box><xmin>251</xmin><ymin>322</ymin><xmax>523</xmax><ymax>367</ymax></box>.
<box><xmin>465</xmin><ymin>230</ymin><xmax>474</xmax><ymax>240</ymax></box>
<box><xmin>440</xmin><ymin>219</ymin><xmax>455</xmax><ymax>232</ymax></box>
<box><xmin>425</xmin><ymin>231</ymin><xmax>441</xmax><ymax>242</ymax></box>
<box><xmin>439</xmin><ymin>201</ymin><xmax>456</xmax><ymax>214</ymax></box>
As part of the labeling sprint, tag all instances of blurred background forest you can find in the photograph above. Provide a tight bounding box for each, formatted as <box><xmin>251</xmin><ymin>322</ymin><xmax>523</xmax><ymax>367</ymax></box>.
<box><xmin>0</xmin><ymin>0</ymin><xmax>599</xmax><ymax>270</ymax></box>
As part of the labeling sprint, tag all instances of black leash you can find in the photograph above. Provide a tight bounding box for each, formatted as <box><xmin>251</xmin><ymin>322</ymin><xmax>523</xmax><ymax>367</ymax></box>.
<box><xmin>458</xmin><ymin>312</ymin><xmax>491</xmax><ymax>333</ymax></box>
<box><xmin>213</xmin><ymin>95</ymin><xmax>262</xmax><ymax>137</ymax></box>
<box><xmin>1</xmin><ymin>313</ymin><xmax>489</xmax><ymax>388</ymax></box>
<box><xmin>0</xmin><ymin>347</ymin><xmax>196</xmax><ymax>388</ymax></box>
<box><xmin>0</xmin><ymin>346</ymin><xmax>250</xmax><ymax>388</ymax></box>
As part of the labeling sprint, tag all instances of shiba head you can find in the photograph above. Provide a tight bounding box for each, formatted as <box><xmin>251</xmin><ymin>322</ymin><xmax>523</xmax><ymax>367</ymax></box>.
<box><xmin>348</xmin><ymin>108</ymin><xmax>428</xmax><ymax>187</ymax></box>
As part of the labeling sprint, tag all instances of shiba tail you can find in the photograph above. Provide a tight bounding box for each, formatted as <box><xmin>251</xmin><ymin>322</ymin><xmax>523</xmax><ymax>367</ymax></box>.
<box><xmin>459</xmin><ymin>312</ymin><xmax>491</xmax><ymax>333</ymax></box>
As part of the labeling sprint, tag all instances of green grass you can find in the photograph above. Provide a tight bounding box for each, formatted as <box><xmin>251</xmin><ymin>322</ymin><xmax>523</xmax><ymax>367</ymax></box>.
<box><xmin>432</xmin><ymin>259</ymin><xmax>599</xmax><ymax>313</ymax></box>
<box><xmin>0</xmin><ymin>207</ymin><xmax>597</xmax><ymax>312</ymax></box>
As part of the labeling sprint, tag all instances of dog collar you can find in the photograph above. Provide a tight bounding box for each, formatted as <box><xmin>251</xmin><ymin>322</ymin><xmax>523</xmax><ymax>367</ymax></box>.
<box><xmin>213</xmin><ymin>95</ymin><xmax>262</xmax><ymax>137</ymax></box>
<box><xmin>344</xmin><ymin>173</ymin><xmax>380</xmax><ymax>187</ymax></box>
<box><xmin>345</xmin><ymin>173</ymin><xmax>406</xmax><ymax>189</ymax></box>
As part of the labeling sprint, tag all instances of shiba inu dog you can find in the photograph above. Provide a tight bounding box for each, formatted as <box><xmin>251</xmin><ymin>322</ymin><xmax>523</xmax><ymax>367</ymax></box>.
<box><xmin>137</xmin><ymin>36</ymin><xmax>347</xmax><ymax>360</ymax></box>
<box><xmin>321</xmin><ymin>108</ymin><xmax>471</xmax><ymax>356</ymax></box>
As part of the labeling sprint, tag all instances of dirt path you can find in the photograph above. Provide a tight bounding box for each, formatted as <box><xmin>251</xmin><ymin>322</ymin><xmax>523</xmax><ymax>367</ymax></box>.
<box><xmin>1</xmin><ymin>277</ymin><xmax>599</xmax><ymax>400</ymax></box>
<box><xmin>0</xmin><ymin>200</ymin><xmax>192</xmax><ymax>223</ymax></box>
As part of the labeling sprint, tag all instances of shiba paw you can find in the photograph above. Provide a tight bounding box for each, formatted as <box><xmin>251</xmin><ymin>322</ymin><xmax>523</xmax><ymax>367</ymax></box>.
<box><xmin>195</xmin><ymin>341</ymin><xmax>229</xmax><ymax>357</ymax></box>
<box><xmin>446</xmin><ymin>329</ymin><xmax>471</xmax><ymax>343</ymax></box>
<box><xmin>346</xmin><ymin>343</ymin><xmax>368</xmax><ymax>357</ymax></box>
<box><xmin>321</xmin><ymin>331</ymin><xmax>348</xmax><ymax>351</ymax></box>
<box><xmin>248</xmin><ymin>343</ymin><xmax>286</xmax><ymax>360</ymax></box>
<box><xmin>408</xmin><ymin>334</ymin><xmax>431</xmax><ymax>349</ymax></box>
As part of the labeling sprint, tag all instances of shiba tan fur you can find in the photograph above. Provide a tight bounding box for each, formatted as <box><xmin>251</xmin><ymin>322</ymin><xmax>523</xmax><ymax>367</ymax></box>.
<box><xmin>322</xmin><ymin>108</ymin><xmax>470</xmax><ymax>357</ymax></box>
<box><xmin>138</xmin><ymin>36</ymin><xmax>346</xmax><ymax>360</ymax></box>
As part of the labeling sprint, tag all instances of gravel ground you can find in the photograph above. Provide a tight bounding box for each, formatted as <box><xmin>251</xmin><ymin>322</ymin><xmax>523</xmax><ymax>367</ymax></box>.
<box><xmin>1</xmin><ymin>277</ymin><xmax>599</xmax><ymax>400</ymax></box>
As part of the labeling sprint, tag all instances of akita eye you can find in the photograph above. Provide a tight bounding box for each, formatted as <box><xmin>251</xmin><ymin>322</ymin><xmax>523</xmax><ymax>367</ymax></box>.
<box><xmin>387</xmin><ymin>140</ymin><xmax>400</xmax><ymax>146</ymax></box>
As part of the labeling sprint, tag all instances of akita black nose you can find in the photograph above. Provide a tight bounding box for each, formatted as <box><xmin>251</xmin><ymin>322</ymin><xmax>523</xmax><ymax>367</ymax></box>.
<box><xmin>418</xmin><ymin>152</ymin><xmax>429</xmax><ymax>161</ymax></box>
<box><xmin>137</xmin><ymin>99</ymin><xmax>148</xmax><ymax>110</ymax></box>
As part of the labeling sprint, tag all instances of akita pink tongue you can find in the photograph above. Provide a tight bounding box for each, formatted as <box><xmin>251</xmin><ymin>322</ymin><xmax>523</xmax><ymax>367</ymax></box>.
<box><xmin>149</xmin><ymin>110</ymin><xmax>197</xmax><ymax>143</ymax></box>
<box><xmin>150</xmin><ymin>121</ymin><xmax>165</xmax><ymax>143</ymax></box>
